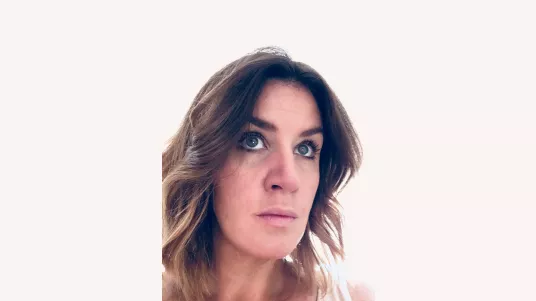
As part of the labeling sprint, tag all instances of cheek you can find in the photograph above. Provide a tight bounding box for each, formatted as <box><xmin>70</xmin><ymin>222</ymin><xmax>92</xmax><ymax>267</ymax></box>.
<box><xmin>304</xmin><ymin>168</ymin><xmax>320</xmax><ymax>197</ymax></box>
<box><xmin>213</xmin><ymin>163</ymin><xmax>256</xmax><ymax>227</ymax></box>
<box><xmin>296</xmin><ymin>170</ymin><xmax>320</xmax><ymax>215</ymax></box>
<box><xmin>214</xmin><ymin>177</ymin><xmax>242</xmax><ymax>221</ymax></box>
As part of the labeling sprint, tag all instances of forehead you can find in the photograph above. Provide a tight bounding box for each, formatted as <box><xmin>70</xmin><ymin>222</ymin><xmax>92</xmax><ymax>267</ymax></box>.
<box><xmin>253</xmin><ymin>80</ymin><xmax>321</xmax><ymax>126</ymax></box>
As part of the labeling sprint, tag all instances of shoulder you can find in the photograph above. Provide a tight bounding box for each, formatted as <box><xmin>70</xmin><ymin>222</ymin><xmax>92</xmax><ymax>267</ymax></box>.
<box><xmin>347</xmin><ymin>282</ymin><xmax>374</xmax><ymax>301</ymax></box>
<box><xmin>316</xmin><ymin>280</ymin><xmax>374</xmax><ymax>301</ymax></box>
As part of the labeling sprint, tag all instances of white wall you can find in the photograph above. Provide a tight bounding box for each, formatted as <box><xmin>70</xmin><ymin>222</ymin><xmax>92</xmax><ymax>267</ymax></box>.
<box><xmin>161</xmin><ymin>1</ymin><xmax>536</xmax><ymax>300</ymax></box>
<box><xmin>2</xmin><ymin>1</ymin><xmax>534</xmax><ymax>300</ymax></box>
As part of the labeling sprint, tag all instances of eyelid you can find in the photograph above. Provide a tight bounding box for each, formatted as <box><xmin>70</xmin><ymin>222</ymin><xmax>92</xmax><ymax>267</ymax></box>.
<box><xmin>239</xmin><ymin>131</ymin><xmax>321</xmax><ymax>155</ymax></box>
<box><xmin>238</xmin><ymin>131</ymin><xmax>268</xmax><ymax>149</ymax></box>
<box><xmin>297</xmin><ymin>140</ymin><xmax>320</xmax><ymax>158</ymax></box>
<box><xmin>239</xmin><ymin>131</ymin><xmax>263</xmax><ymax>140</ymax></box>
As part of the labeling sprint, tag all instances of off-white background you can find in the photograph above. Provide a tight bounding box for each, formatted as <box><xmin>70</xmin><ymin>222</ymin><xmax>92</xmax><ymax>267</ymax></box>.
<box><xmin>1</xmin><ymin>1</ymin><xmax>534</xmax><ymax>301</ymax></box>
<box><xmin>160</xmin><ymin>3</ymin><xmax>536</xmax><ymax>301</ymax></box>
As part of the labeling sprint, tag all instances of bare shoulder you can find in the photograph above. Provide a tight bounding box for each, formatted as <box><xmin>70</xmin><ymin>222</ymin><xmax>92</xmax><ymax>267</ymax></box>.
<box><xmin>347</xmin><ymin>282</ymin><xmax>374</xmax><ymax>301</ymax></box>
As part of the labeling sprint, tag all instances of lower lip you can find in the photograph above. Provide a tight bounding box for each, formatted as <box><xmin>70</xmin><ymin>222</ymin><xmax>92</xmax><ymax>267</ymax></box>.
<box><xmin>257</xmin><ymin>214</ymin><xmax>296</xmax><ymax>227</ymax></box>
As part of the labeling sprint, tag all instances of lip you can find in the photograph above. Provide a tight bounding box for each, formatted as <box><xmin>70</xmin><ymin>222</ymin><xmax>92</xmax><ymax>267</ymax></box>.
<box><xmin>256</xmin><ymin>207</ymin><xmax>298</xmax><ymax>227</ymax></box>
<box><xmin>256</xmin><ymin>207</ymin><xmax>298</xmax><ymax>218</ymax></box>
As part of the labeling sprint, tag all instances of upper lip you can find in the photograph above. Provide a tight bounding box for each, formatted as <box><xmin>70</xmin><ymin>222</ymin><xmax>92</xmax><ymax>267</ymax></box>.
<box><xmin>257</xmin><ymin>207</ymin><xmax>298</xmax><ymax>218</ymax></box>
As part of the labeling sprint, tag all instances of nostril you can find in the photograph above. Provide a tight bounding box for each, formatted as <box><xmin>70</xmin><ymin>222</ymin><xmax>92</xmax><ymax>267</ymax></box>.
<box><xmin>271</xmin><ymin>184</ymin><xmax>282</xmax><ymax>190</ymax></box>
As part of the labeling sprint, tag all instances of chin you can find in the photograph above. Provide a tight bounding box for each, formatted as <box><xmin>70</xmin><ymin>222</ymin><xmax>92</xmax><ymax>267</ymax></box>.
<box><xmin>244</xmin><ymin>239</ymin><xmax>300</xmax><ymax>260</ymax></box>
<box><xmin>254</xmin><ymin>249</ymin><xmax>293</xmax><ymax>260</ymax></box>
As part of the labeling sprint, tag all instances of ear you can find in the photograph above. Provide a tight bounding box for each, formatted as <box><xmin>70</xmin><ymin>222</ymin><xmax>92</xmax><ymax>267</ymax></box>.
<box><xmin>347</xmin><ymin>282</ymin><xmax>375</xmax><ymax>301</ymax></box>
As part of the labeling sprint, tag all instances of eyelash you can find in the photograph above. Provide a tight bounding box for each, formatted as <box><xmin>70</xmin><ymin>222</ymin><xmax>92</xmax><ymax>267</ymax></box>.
<box><xmin>300</xmin><ymin>140</ymin><xmax>320</xmax><ymax>159</ymax></box>
<box><xmin>237</xmin><ymin>131</ymin><xmax>320</xmax><ymax>160</ymax></box>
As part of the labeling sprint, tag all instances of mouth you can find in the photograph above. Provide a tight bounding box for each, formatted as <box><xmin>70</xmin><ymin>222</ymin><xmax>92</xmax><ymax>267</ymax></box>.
<box><xmin>256</xmin><ymin>208</ymin><xmax>297</xmax><ymax>227</ymax></box>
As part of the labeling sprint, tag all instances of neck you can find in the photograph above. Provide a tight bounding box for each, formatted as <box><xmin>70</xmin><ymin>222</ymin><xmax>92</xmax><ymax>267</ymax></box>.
<box><xmin>212</xmin><ymin>232</ymin><xmax>289</xmax><ymax>301</ymax></box>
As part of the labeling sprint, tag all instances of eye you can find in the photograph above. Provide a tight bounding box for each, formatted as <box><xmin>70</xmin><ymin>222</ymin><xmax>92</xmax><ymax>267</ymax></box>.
<box><xmin>238</xmin><ymin>132</ymin><xmax>266</xmax><ymax>151</ymax></box>
<box><xmin>295</xmin><ymin>140</ymin><xmax>319</xmax><ymax>159</ymax></box>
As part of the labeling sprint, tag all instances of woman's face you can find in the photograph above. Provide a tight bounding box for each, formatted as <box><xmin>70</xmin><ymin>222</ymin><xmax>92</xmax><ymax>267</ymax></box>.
<box><xmin>214</xmin><ymin>80</ymin><xmax>323</xmax><ymax>259</ymax></box>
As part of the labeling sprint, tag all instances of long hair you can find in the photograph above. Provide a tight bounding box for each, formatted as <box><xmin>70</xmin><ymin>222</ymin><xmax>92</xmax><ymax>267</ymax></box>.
<box><xmin>162</xmin><ymin>47</ymin><xmax>362</xmax><ymax>301</ymax></box>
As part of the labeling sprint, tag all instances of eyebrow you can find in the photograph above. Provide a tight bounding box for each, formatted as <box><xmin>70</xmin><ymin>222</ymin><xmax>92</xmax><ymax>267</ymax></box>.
<box><xmin>249</xmin><ymin>116</ymin><xmax>323</xmax><ymax>137</ymax></box>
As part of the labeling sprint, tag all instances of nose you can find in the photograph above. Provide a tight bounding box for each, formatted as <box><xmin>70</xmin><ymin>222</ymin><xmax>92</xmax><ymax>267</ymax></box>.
<box><xmin>264</xmin><ymin>150</ymin><xmax>300</xmax><ymax>193</ymax></box>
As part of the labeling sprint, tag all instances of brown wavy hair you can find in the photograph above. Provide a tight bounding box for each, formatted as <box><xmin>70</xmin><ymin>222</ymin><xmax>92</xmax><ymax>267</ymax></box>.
<box><xmin>162</xmin><ymin>47</ymin><xmax>362</xmax><ymax>301</ymax></box>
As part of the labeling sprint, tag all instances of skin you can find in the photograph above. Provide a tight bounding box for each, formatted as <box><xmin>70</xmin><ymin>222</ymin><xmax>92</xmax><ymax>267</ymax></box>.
<box><xmin>210</xmin><ymin>80</ymin><xmax>372</xmax><ymax>301</ymax></box>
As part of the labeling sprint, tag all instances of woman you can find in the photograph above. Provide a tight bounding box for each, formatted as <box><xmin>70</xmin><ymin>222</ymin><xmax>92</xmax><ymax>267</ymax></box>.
<box><xmin>162</xmin><ymin>47</ymin><xmax>372</xmax><ymax>301</ymax></box>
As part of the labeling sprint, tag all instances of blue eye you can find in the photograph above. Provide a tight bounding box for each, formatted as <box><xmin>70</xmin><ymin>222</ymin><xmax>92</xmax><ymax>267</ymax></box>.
<box><xmin>238</xmin><ymin>132</ymin><xmax>319</xmax><ymax>159</ymax></box>
<box><xmin>296</xmin><ymin>144</ymin><xmax>311</xmax><ymax>156</ymax></box>
<box><xmin>295</xmin><ymin>140</ymin><xmax>319</xmax><ymax>159</ymax></box>
<box><xmin>239</xmin><ymin>132</ymin><xmax>265</xmax><ymax>151</ymax></box>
